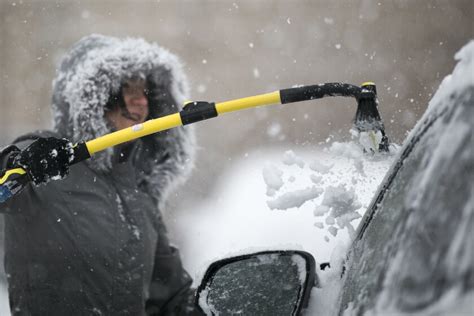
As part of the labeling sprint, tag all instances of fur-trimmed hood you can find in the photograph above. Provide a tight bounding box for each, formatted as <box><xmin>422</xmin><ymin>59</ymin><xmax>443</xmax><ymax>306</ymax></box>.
<box><xmin>51</xmin><ymin>34</ymin><xmax>195</xmax><ymax>205</ymax></box>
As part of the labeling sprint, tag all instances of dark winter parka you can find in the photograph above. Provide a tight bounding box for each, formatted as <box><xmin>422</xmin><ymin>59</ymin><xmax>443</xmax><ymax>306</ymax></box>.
<box><xmin>0</xmin><ymin>35</ymin><xmax>196</xmax><ymax>315</ymax></box>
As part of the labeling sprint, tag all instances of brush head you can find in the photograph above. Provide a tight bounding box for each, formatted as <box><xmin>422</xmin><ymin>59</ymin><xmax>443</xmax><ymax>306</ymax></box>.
<box><xmin>354</xmin><ymin>83</ymin><xmax>389</xmax><ymax>152</ymax></box>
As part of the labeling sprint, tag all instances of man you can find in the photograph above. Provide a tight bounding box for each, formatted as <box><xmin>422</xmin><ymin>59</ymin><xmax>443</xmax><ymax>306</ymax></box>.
<box><xmin>0</xmin><ymin>34</ymin><xmax>200</xmax><ymax>315</ymax></box>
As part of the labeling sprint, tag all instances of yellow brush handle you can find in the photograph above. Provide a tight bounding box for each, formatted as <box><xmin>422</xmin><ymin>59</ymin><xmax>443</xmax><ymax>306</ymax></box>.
<box><xmin>85</xmin><ymin>113</ymin><xmax>183</xmax><ymax>155</ymax></box>
<box><xmin>215</xmin><ymin>91</ymin><xmax>281</xmax><ymax>114</ymax></box>
<box><xmin>0</xmin><ymin>168</ymin><xmax>29</xmax><ymax>203</ymax></box>
<box><xmin>0</xmin><ymin>168</ymin><xmax>27</xmax><ymax>185</ymax></box>
<box><xmin>85</xmin><ymin>92</ymin><xmax>283</xmax><ymax>155</ymax></box>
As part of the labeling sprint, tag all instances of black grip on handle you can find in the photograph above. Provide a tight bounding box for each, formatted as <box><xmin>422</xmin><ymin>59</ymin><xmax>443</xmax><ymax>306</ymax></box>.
<box><xmin>70</xmin><ymin>142</ymin><xmax>91</xmax><ymax>165</ymax></box>
<box><xmin>280</xmin><ymin>83</ymin><xmax>361</xmax><ymax>104</ymax></box>
<box><xmin>180</xmin><ymin>101</ymin><xmax>218</xmax><ymax>125</ymax></box>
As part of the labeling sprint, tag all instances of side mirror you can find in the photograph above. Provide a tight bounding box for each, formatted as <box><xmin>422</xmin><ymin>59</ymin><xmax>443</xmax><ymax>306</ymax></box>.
<box><xmin>196</xmin><ymin>250</ymin><xmax>316</xmax><ymax>315</ymax></box>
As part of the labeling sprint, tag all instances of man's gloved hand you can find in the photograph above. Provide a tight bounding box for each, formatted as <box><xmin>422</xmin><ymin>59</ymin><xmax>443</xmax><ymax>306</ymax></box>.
<box><xmin>12</xmin><ymin>137</ymin><xmax>75</xmax><ymax>185</ymax></box>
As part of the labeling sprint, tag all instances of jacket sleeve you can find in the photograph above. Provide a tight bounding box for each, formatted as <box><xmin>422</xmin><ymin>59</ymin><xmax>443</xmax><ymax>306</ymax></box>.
<box><xmin>145</xmin><ymin>217</ymin><xmax>203</xmax><ymax>316</ymax></box>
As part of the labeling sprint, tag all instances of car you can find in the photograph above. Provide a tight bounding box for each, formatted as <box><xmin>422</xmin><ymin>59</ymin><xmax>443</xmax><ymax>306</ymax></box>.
<box><xmin>194</xmin><ymin>41</ymin><xmax>473</xmax><ymax>315</ymax></box>
<box><xmin>337</xmin><ymin>40</ymin><xmax>473</xmax><ymax>316</ymax></box>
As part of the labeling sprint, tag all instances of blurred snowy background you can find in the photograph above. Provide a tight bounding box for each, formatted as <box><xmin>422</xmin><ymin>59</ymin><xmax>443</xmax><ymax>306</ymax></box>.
<box><xmin>0</xmin><ymin>0</ymin><xmax>473</xmax><ymax>314</ymax></box>
<box><xmin>1</xmin><ymin>0</ymin><xmax>472</xmax><ymax>161</ymax></box>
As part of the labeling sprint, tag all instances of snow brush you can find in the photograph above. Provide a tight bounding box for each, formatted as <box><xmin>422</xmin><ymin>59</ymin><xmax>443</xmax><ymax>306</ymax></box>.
<box><xmin>0</xmin><ymin>82</ymin><xmax>388</xmax><ymax>203</ymax></box>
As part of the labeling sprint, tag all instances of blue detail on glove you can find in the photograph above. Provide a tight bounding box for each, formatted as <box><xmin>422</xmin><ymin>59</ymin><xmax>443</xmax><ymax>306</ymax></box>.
<box><xmin>0</xmin><ymin>185</ymin><xmax>12</xmax><ymax>203</ymax></box>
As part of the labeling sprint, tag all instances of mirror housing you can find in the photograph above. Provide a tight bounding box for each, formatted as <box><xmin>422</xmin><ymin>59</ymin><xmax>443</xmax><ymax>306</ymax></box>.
<box><xmin>196</xmin><ymin>250</ymin><xmax>316</xmax><ymax>315</ymax></box>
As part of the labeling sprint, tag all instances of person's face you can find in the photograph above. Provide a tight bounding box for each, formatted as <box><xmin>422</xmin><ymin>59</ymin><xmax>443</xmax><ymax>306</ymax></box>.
<box><xmin>106</xmin><ymin>79</ymin><xmax>149</xmax><ymax>130</ymax></box>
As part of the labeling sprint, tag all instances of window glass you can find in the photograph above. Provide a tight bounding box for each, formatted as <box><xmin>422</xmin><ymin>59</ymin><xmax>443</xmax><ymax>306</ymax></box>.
<box><xmin>340</xmin><ymin>92</ymin><xmax>473</xmax><ymax>314</ymax></box>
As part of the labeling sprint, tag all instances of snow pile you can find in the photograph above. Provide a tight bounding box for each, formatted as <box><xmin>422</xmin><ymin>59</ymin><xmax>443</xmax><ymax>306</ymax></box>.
<box><xmin>304</xmin><ymin>243</ymin><xmax>348</xmax><ymax>316</ymax></box>
<box><xmin>426</xmin><ymin>40</ymin><xmax>474</xmax><ymax>113</ymax></box>
<box><xmin>264</xmin><ymin>142</ymin><xmax>396</xmax><ymax>243</ymax></box>
<box><xmin>170</xmin><ymin>144</ymin><xmax>394</xmax><ymax>291</ymax></box>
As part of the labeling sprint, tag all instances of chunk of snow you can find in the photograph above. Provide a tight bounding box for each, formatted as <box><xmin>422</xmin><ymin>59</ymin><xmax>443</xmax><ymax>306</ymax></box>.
<box><xmin>358</xmin><ymin>130</ymin><xmax>383</xmax><ymax>154</ymax></box>
<box><xmin>328</xmin><ymin>226</ymin><xmax>338</xmax><ymax>237</ymax></box>
<box><xmin>309</xmin><ymin>160</ymin><xmax>334</xmax><ymax>174</ymax></box>
<box><xmin>282</xmin><ymin>150</ymin><xmax>305</xmax><ymax>168</ymax></box>
<box><xmin>197</xmin><ymin>84</ymin><xmax>207</xmax><ymax>93</ymax></box>
<box><xmin>50</xmin><ymin>174</ymin><xmax>64</xmax><ymax>181</ymax></box>
<box><xmin>116</xmin><ymin>194</ymin><xmax>126</xmax><ymax>222</ymax></box>
<box><xmin>310</xmin><ymin>174</ymin><xmax>322</xmax><ymax>184</ymax></box>
<box><xmin>314</xmin><ymin>205</ymin><xmax>330</xmax><ymax>217</ymax></box>
<box><xmin>262</xmin><ymin>164</ymin><xmax>284</xmax><ymax>196</ymax></box>
<box><xmin>314</xmin><ymin>222</ymin><xmax>324</xmax><ymax>229</ymax></box>
<box><xmin>321</xmin><ymin>185</ymin><xmax>361</xmax><ymax>217</ymax></box>
<box><xmin>325</xmin><ymin>216</ymin><xmax>335</xmax><ymax>225</ymax></box>
<box><xmin>336</xmin><ymin>211</ymin><xmax>361</xmax><ymax>229</ymax></box>
<box><xmin>324</xmin><ymin>17</ymin><xmax>334</xmax><ymax>25</ymax></box>
<box><xmin>253</xmin><ymin>68</ymin><xmax>260</xmax><ymax>78</ymax></box>
<box><xmin>267</xmin><ymin>186</ymin><xmax>323</xmax><ymax>210</ymax></box>
<box><xmin>329</xmin><ymin>140</ymin><xmax>364</xmax><ymax>160</ymax></box>
<box><xmin>353</xmin><ymin>158</ymin><xmax>366</xmax><ymax>177</ymax></box>
<box><xmin>267</xmin><ymin>122</ymin><xmax>282</xmax><ymax>137</ymax></box>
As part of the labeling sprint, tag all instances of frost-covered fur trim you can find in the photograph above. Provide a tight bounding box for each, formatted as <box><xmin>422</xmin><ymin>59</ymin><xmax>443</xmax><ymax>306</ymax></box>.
<box><xmin>51</xmin><ymin>34</ymin><xmax>195</xmax><ymax>205</ymax></box>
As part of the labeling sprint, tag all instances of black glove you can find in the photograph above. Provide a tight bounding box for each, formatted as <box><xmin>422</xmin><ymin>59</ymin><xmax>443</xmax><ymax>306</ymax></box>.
<box><xmin>12</xmin><ymin>137</ymin><xmax>75</xmax><ymax>185</ymax></box>
<box><xmin>171</xmin><ymin>288</ymin><xmax>204</xmax><ymax>316</ymax></box>
<box><xmin>147</xmin><ymin>287</ymin><xmax>204</xmax><ymax>316</ymax></box>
